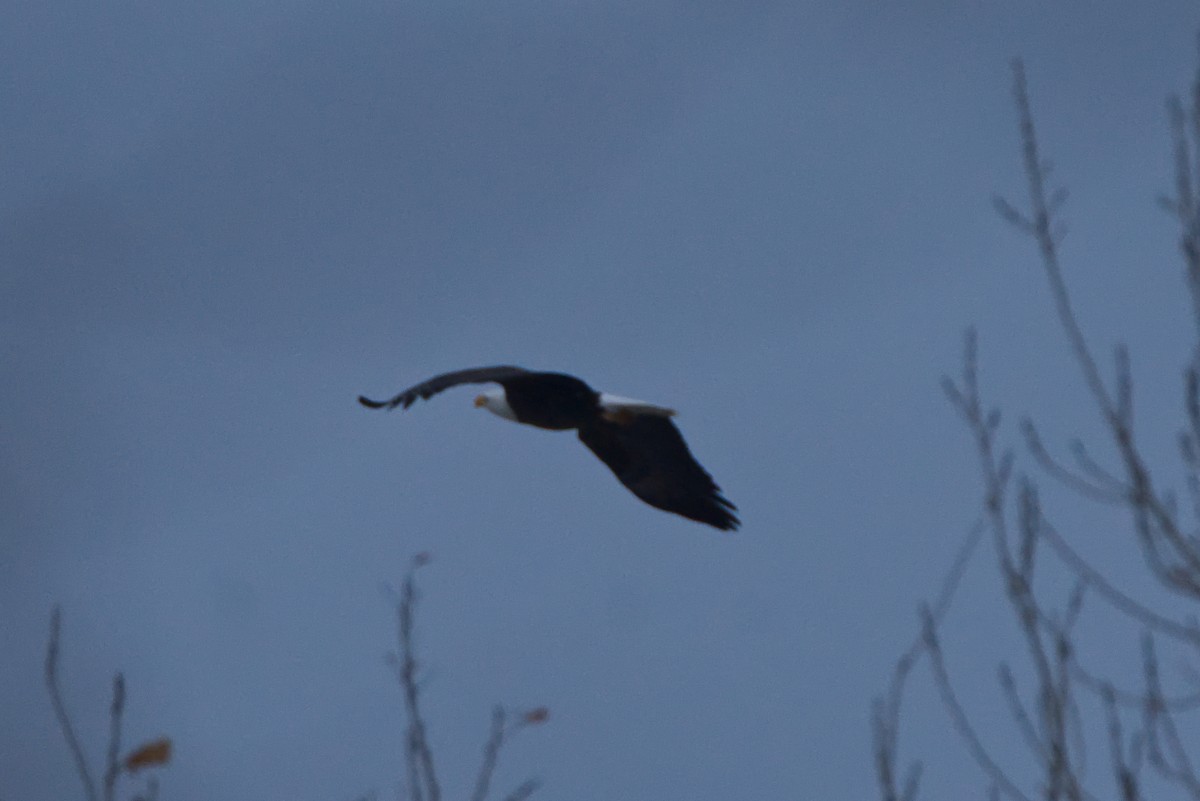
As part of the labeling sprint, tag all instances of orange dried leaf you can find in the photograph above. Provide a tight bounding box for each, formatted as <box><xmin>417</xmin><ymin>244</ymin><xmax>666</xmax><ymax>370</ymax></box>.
<box><xmin>124</xmin><ymin>737</ymin><xmax>172</xmax><ymax>772</ymax></box>
<box><xmin>523</xmin><ymin>707</ymin><xmax>550</xmax><ymax>725</ymax></box>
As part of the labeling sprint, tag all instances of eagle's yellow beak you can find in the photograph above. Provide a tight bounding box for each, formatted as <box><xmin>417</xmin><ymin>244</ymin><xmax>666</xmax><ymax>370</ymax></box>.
<box><xmin>474</xmin><ymin>395</ymin><xmax>487</xmax><ymax>408</ymax></box>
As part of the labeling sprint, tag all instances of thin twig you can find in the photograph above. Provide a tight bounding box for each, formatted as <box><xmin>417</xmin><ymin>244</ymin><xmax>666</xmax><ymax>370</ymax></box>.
<box><xmin>397</xmin><ymin>563</ymin><xmax>440</xmax><ymax>801</ymax></box>
<box><xmin>131</xmin><ymin>776</ymin><xmax>160</xmax><ymax>801</ymax></box>
<box><xmin>949</xmin><ymin>330</ymin><xmax>1097</xmax><ymax>801</ymax></box>
<box><xmin>1038</xmin><ymin>522</ymin><xmax>1200</xmax><ymax>645</ymax></box>
<box><xmin>921</xmin><ymin>606</ymin><xmax>1034</xmax><ymax>801</ymax></box>
<box><xmin>1103</xmin><ymin>686</ymin><xmax>1143</xmax><ymax>801</ymax></box>
<box><xmin>500</xmin><ymin>779</ymin><xmax>541</xmax><ymax>801</ymax></box>
<box><xmin>392</xmin><ymin>558</ymin><xmax>540</xmax><ymax>801</ymax></box>
<box><xmin>1008</xmin><ymin>480</ymin><xmax>1088</xmax><ymax>801</ymax></box>
<box><xmin>1168</xmin><ymin>87</ymin><xmax>1200</xmax><ymax>332</ymax></box>
<box><xmin>1141</xmin><ymin>634</ymin><xmax>1200</xmax><ymax>798</ymax></box>
<box><xmin>1061</xmin><ymin>637</ymin><xmax>1200</xmax><ymax>710</ymax></box>
<box><xmin>470</xmin><ymin>706</ymin><xmax>506</xmax><ymax>801</ymax></box>
<box><xmin>102</xmin><ymin>673</ymin><xmax>125</xmax><ymax>801</ymax></box>
<box><xmin>1069</xmin><ymin>440</ymin><xmax>1128</xmax><ymax>499</ymax></box>
<box><xmin>1022</xmin><ymin>420</ymin><xmax>1128</xmax><ymax>503</ymax></box>
<box><xmin>1008</xmin><ymin>60</ymin><xmax>1115</xmax><ymax>419</ymax></box>
<box><xmin>1011</xmin><ymin>59</ymin><xmax>1200</xmax><ymax>594</ymax></box>
<box><xmin>45</xmin><ymin>606</ymin><xmax>99</xmax><ymax>801</ymax></box>
<box><xmin>872</xmin><ymin>520</ymin><xmax>983</xmax><ymax>801</ymax></box>
<box><xmin>997</xmin><ymin>664</ymin><xmax>1050</xmax><ymax>762</ymax></box>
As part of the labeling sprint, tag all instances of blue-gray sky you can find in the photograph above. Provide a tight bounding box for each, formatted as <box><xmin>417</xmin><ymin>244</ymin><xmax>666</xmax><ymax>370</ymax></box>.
<box><xmin>4</xmin><ymin>3</ymin><xmax>1199</xmax><ymax>799</ymax></box>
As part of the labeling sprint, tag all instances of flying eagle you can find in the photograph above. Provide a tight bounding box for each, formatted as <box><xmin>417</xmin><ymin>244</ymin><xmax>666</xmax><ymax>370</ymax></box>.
<box><xmin>358</xmin><ymin>367</ymin><xmax>738</xmax><ymax>530</ymax></box>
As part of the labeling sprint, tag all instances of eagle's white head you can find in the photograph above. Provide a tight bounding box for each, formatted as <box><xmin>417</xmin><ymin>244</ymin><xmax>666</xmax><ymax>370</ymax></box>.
<box><xmin>473</xmin><ymin>388</ymin><xmax>519</xmax><ymax>422</ymax></box>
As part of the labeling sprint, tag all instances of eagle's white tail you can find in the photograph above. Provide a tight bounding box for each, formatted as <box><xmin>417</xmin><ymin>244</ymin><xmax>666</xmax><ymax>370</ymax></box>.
<box><xmin>598</xmin><ymin>393</ymin><xmax>677</xmax><ymax>418</ymax></box>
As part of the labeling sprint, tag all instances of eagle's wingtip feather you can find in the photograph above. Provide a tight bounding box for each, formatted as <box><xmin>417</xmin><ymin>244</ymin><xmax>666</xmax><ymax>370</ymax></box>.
<box><xmin>358</xmin><ymin>395</ymin><xmax>389</xmax><ymax>409</ymax></box>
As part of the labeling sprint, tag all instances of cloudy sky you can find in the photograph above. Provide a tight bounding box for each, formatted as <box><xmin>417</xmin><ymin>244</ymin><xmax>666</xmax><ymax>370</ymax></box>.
<box><xmin>5</xmin><ymin>2</ymin><xmax>1200</xmax><ymax>799</ymax></box>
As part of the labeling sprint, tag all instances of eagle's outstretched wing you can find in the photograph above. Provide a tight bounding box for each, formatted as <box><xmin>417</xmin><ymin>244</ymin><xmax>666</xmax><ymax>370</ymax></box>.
<box><xmin>358</xmin><ymin>366</ymin><xmax>529</xmax><ymax>410</ymax></box>
<box><xmin>577</xmin><ymin>415</ymin><xmax>738</xmax><ymax>531</ymax></box>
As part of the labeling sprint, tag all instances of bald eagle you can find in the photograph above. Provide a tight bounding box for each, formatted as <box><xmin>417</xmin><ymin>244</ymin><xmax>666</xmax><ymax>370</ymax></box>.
<box><xmin>358</xmin><ymin>366</ymin><xmax>738</xmax><ymax>531</ymax></box>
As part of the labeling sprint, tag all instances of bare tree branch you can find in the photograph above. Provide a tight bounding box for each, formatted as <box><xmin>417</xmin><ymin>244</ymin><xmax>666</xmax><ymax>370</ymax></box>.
<box><xmin>394</xmin><ymin>557</ymin><xmax>440</xmax><ymax>801</ymax></box>
<box><xmin>921</xmin><ymin>606</ymin><xmax>1033</xmax><ymax>801</ymax></box>
<box><xmin>45</xmin><ymin>606</ymin><xmax>99</xmax><ymax>801</ymax></box>
<box><xmin>873</xmin><ymin>520</ymin><xmax>983</xmax><ymax>801</ymax></box>
<box><xmin>997</xmin><ymin>664</ymin><xmax>1051</xmax><ymax>764</ymax></box>
<box><xmin>130</xmin><ymin>776</ymin><xmax>160</xmax><ymax>801</ymax></box>
<box><xmin>102</xmin><ymin>673</ymin><xmax>125</xmax><ymax>801</ymax></box>
<box><xmin>876</xmin><ymin>37</ymin><xmax>1200</xmax><ymax>801</ymax></box>
<box><xmin>1141</xmin><ymin>634</ymin><xmax>1200</xmax><ymax>798</ymax></box>
<box><xmin>1167</xmin><ymin>85</ymin><xmax>1200</xmax><ymax>330</ymax></box>
<box><xmin>500</xmin><ymin>779</ymin><xmax>541</xmax><ymax>801</ymax></box>
<box><xmin>1103</xmin><ymin>686</ymin><xmax>1143</xmax><ymax>801</ymax></box>
<box><xmin>470</xmin><ymin>706</ymin><xmax>506</xmax><ymax>801</ymax></box>
<box><xmin>1038</xmin><ymin>522</ymin><xmax>1200</xmax><ymax>645</ymax></box>
<box><xmin>1022</xmin><ymin>420</ymin><xmax>1128</xmax><ymax>503</ymax></box>
<box><xmin>1011</xmin><ymin>59</ymin><xmax>1200</xmax><ymax>595</ymax></box>
<box><xmin>391</xmin><ymin>556</ymin><xmax>543</xmax><ymax>801</ymax></box>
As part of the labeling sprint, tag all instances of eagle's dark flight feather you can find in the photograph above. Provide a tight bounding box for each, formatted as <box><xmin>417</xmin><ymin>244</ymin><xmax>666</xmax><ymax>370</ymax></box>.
<box><xmin>577</xmin><ymin>416</ymin><xmax>738</xmax><ymax>531</ymax></box>
<box><xmin>358</xmin><ymin>366</ymin><xmax>529</xmax><ymax>410</ymax></box>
